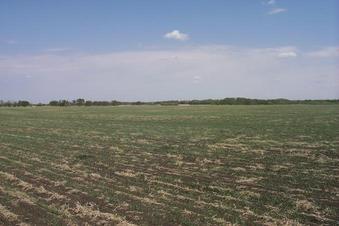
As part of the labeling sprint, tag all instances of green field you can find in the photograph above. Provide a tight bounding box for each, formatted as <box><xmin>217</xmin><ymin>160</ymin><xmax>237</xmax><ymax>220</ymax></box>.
<box><xmin>0</xmin><ymin>105</ymin><xmax>338</xmax><ymax>225</ymax></box>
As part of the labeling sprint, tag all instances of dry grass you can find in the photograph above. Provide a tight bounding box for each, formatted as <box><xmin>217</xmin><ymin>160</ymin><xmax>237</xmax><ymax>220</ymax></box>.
<box><xmin>0</xmin><ymin>203</ymin><xmax>18</xmax><ymax>222</ymax></box>
<box><xmin>71</xmin><ymin>202</ymin><xmax>135</xmax><ymax>226</ymax></box>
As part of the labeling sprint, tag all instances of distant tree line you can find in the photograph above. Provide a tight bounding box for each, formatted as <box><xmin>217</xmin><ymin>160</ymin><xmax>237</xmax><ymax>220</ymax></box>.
<box><xmin>47</xmin><ymin>97</ymin><xmax>339</xmax><ymax>106</ymax></box>
<box><xmin>1</xmin><ymin>98</ymin><xmax>338</xmax><ymax>107</ymax></box>
<box><xmin>48</xmin><ymin>99</ymin><xmax>121</xmax><ymax>106</ymax></box>
<box><xmin>0</xmin><ymin>100</ymin><xmax>31</xmax><ymax>107</ymax></box>
<box><xmin>154</xmin><ymin>98</ymin><xmax>339</xmax><ymax>105</ymax></box>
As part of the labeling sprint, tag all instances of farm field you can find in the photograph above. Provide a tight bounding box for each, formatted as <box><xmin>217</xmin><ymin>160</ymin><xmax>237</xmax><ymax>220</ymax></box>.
<box><xmin>0</xmin><ymin>105</ymin><xmax>338</xmax><ymax>225</ymax></box>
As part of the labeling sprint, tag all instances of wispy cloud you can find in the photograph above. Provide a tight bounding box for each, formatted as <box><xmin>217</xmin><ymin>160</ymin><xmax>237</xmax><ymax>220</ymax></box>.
<box><xmin>193</xmin><ymin>75</ymin><xmax>201</xmax><ymax>84</ymax></box>
<box><xmin>249</xmin><ymin>46</ymin><xmax>298</xmax><ymax>58</ymax></box>
<box><xmin>1</xmin><ymin>40</ymin><xmax>17</xmax><ymax>45</ymax></box>
<box><xmin>44</xmin><ymin>48</ymin><xmax>70</xmax><ymax>52</ymax></box>
<box><xmin>267</xmin><ymin>0</ymin><xmax>276</xmax><ymax>5</ymax></box>
<box><xmin>268</xmin><ymin>8</ymin><xmax>287</xmax><ymax>15</ymax></box>
<box><xmin>164</xmin><ymin>30</ymin><xmax>189</xmax><ymax>41</ymax></box>
<box><xmin>7</xmin><ymin>40</ymin><xmax>17</xmax><ymax>44</ymax></box>
<box><xmin>278</xmin><ymin>51</ymin><xmax>297</xmax><ymax>58</ymax></box>
<box><xmin>263</xmin><ymin>0</ymin><xmax>287</xmax><ymax>15</ymax></box>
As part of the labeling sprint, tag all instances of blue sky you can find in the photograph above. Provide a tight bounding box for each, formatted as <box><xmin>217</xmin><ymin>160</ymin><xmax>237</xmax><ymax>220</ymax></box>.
<box><xmin>0</xmin><ymin>0</ymin><xmax>338</xmax><ymax>102</ymax></box>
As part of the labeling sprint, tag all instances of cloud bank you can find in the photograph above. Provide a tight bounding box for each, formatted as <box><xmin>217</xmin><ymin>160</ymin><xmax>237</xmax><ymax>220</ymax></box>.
<box><xmin>307</xmin><ymin>47</ymin><xmax>339</xmax><ymax>58</ymax></box>
<box><xmin>0</xmin><ymin>45</ymin><xmax>338</xmax><ymax>102</ymax></box>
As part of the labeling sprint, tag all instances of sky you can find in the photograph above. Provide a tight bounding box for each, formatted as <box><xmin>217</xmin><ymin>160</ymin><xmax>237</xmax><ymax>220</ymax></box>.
<box><xmin>0</xmin><ymin>0</ymin><xmax>338</xmax><ymax>103</ymax></box>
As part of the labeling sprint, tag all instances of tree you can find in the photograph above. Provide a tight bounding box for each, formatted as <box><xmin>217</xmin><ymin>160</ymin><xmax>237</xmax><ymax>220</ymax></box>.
<box><xmin>49</xmin><ymin>100</ymin><xmax>59</xmax><ymax>106</ymax></box>
<box><xmin>59</xmin><ymin>100</ymin><xmax>70</xmax><ymax>106</ymax></box>
<box><xmin>17</xmin><ymin>100</ymin><xmax>30</xmax><ymax>107</ymax></box>
<box><xmin>75</xmin><ymin>98</ymin><xmax>85</xmax><ymax>106</ymax></box>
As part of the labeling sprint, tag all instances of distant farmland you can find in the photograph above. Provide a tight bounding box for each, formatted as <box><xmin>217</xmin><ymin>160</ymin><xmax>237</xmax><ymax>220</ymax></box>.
<box><xmin>0</xmin><ymin>105</ymin><xmax>338</xmax><ymax>225</ymax></box>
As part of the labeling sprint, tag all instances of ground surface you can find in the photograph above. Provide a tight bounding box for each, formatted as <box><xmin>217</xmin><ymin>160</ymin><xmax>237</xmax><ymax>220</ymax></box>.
<box><xmin>0</xmin><ymin>105</ymin><xmax>338</xmax><ymax>226</ymax></box>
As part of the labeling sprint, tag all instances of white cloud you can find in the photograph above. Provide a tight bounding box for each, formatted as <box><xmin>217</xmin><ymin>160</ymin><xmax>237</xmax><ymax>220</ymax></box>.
<box><xmin>0</xmin><ymin>45</ymin><xmax>338</xmax><ymax>102</ymax></box>
<box><xmin>268</xmin><ymin>8</ymin><xmax>287</xmax><ymax>15</ymax></box>
<box><xmin>307</xmin><ymin>47</ymin><xmax>339</xmax><ymax>58</ymax></box>
<box><xmin>164</xmin><ymin>30</ymin><xmax>189</xmax><ymax>41</ymax></box>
